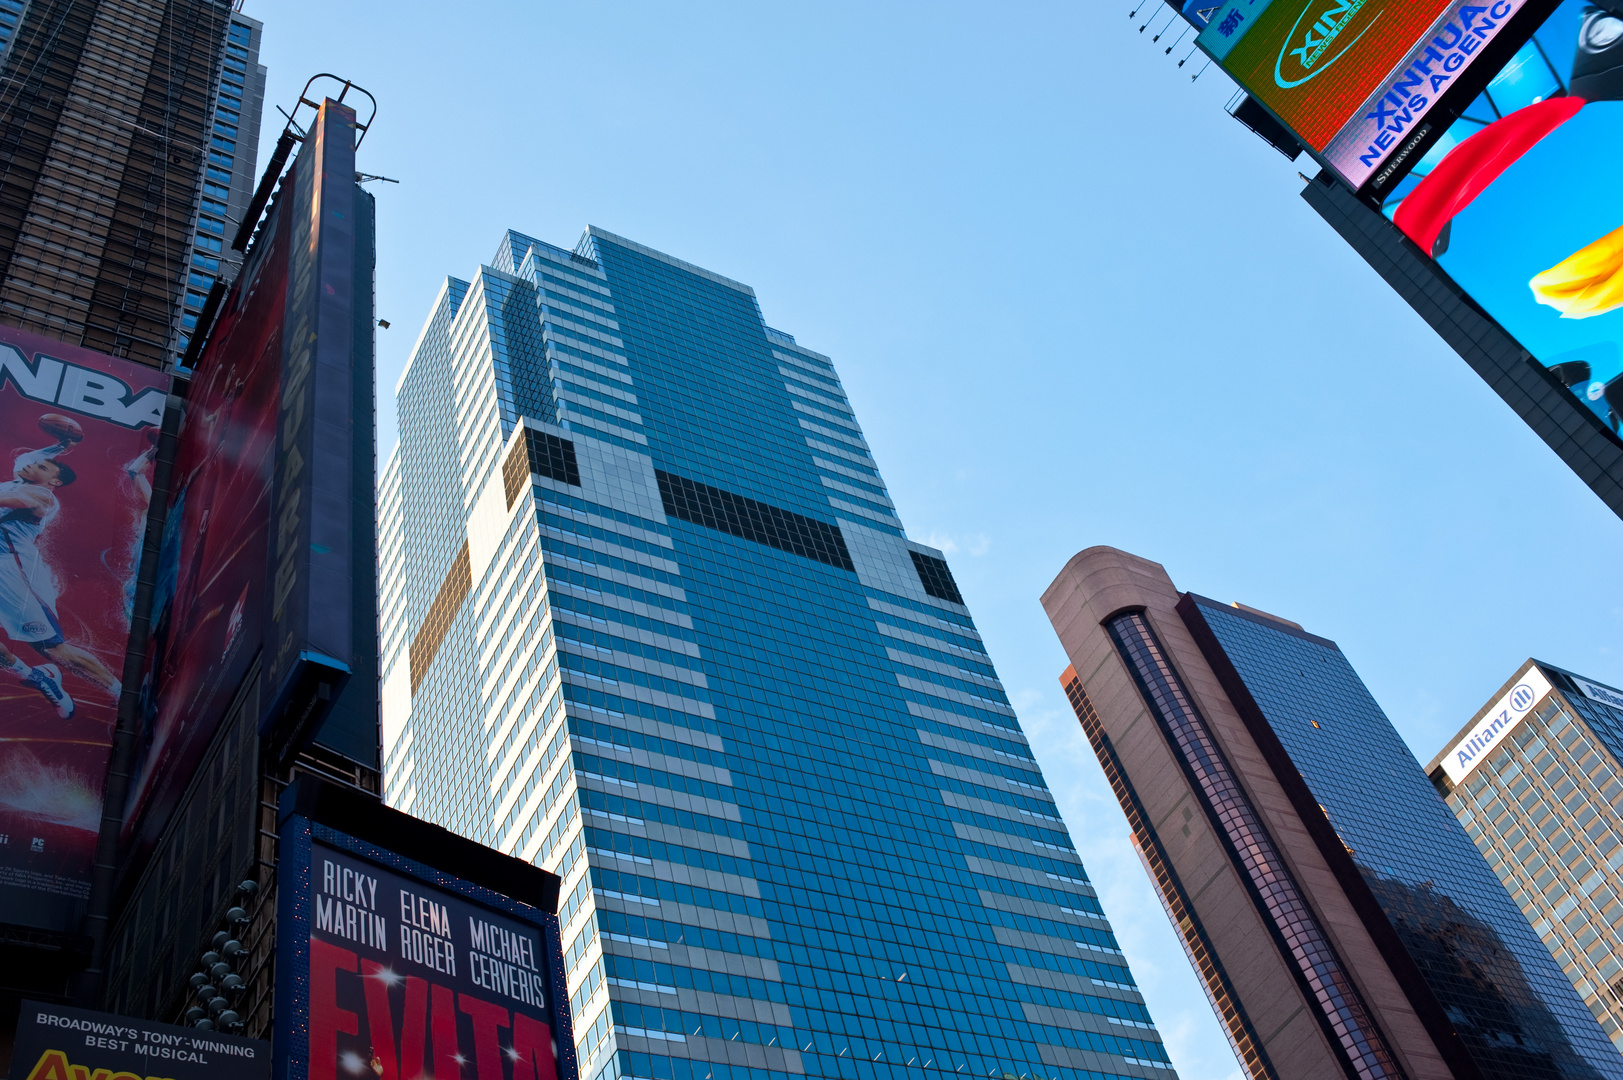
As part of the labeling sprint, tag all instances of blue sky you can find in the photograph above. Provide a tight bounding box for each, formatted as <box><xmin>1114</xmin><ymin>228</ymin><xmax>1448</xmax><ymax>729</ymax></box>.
<box><xmin>251</xmin><ymin>4</ymin><xmax>1623</xmax><ymax>1077</ymax></box>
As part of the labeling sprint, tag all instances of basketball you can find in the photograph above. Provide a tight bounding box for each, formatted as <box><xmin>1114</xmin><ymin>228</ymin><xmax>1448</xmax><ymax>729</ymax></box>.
<box><xmin>38</xmin><ymin>413</ymin><xmax>84</xmax><ymax>444</ymax></box>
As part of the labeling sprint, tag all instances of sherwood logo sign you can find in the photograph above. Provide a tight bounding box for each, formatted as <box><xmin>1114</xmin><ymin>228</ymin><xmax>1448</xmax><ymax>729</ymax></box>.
<box><xmin>1442</xmin><ymin>667</ymin><xmax>1553</xmax><ymax>784</ymax></box>
<box><xmin>1275</xmin><ymin>0</ymin><xmax>1382</xmax><ymax>87</ymax></box>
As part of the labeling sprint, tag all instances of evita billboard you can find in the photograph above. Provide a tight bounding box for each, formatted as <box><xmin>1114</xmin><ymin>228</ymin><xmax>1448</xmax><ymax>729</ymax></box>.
<box><xmin>0</xmin><ymin>328</ymin><xmax>165</xmax><ymax>935</ymax></box>
<box><xmin>277</xmin><ymin>779</ymin><xmax>577</xmax><ymax>1080</ymax></box>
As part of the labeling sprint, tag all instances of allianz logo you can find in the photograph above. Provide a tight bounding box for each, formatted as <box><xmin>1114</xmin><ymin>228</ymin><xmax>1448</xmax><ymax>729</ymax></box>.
<box><xmin>1453</xmin><ymin>684</ymin><xmax>1537</xmax><ymax>770</ymax></box>
<box><xmin>1584</xmin><ymin>681</ymin><xmax>1623</xmax><ymax>709</ymax></box>
<box><xmin>1276</xmin><ymin>0</ymin><xmax>1381</xmax><ymax>88</ymax></box>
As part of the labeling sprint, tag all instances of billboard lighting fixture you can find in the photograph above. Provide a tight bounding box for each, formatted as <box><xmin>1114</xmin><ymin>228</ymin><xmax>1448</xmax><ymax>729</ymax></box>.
<box><xmin>231</xmin><ymin>73</ymin><xmax>377</xmax><ymax>253</ymax></box>
<box><xmin>182</xmin><ymin>878</ymin><xmax>259</xmax><ymax>1030</ymax></box>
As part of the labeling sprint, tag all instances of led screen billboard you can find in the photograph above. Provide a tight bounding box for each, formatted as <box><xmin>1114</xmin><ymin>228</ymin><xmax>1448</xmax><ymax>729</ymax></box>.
<box><xmin>1386</xmin><ymin>0</ymin><xmax>1623</xmax><ymax>435</ymax></box>
<box><xmin>277</xmin><ymin>781</ymin><xmax>575</xmax><ymax>1080</ymax></box>
<box><xmin>0</xmin><ymin>328</ymin><xmax>165</xmax><ymax>934</ymax></box>
<box><xmin>1200</xmin><ymin>0</ymin><xmax>1534</xmax><ymax>186</ymax></box>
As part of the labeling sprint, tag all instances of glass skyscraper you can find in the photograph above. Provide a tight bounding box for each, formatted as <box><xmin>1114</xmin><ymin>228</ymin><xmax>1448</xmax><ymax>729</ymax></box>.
<box><xmin>1043</xmin><ymin>547</ymin><xmax>1623</xmax><ymax>1080</ymax></box>
<box><xmin>379</xmin><ymin>227</ymin><xmax>1175</xmax><ymax>1080</ymax></box>
<box><xmin>1182</xmin><ymin>599</ymin><xmax>1622</xmax><ymax>1079</ymax></box>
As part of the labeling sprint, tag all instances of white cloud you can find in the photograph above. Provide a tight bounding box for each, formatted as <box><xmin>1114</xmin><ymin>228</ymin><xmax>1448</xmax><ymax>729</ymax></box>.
<box><xmin>924</xmin><ymin>531</ymin><xmax>991</xmax><ymax>557</ymax></box>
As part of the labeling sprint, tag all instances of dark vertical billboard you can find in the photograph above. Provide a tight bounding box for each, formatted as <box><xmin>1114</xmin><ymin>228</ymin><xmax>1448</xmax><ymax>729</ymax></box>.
<box><xmin>263</xmin><ymin>97</ymin><xmax>359</xmax><ymax>742</ymax></box>
<box><xmin>1385</xmin><ymin>0</ymin><xmax>1623</xmax><ymax>435</ymax></box>
<box><xmin>0</xmin><ymin>327</ymin><xmax>165</xmax><ymax>934</ymax></box>
<box><xmin>124</xmin><ymin>96</ymin><xmax>369</xmax><ymax>864</ymax></box>
<box><xmin>277</xmin><ymin>780</ymin><xmax>575</xmax><ymax>1080</ymax></box>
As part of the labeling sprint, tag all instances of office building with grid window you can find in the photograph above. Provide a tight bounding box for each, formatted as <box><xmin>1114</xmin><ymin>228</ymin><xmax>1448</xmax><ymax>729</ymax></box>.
<box><xmin>1042</xmin><ymin>547</ymin><xmax>1623</xmax><ymax>1080</ymax></box>
<box><xmin>0</xmin><ymin>0</ymin><xmax>263</xmax><ymax>367</ymax></box>
<box><xmin>378</xmin><ymin>227</ymin><xmax>1176</xmax><ymax>1080</ymax></box>
<box><xmin>1429</xmin><ymin>661</ymin><xmax>1623</xmax><ymax>1054</ymax></box>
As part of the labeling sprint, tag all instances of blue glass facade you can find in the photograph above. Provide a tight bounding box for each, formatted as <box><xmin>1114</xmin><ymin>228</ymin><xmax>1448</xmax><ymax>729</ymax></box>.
<box><xmin>177</xmin><ymin>12</ymin><xmax>266</xmax><ymax>362</ymax></box>
<box><xmin>379</xmin><ymin>227</ymin><xmax>1174</xmax><ymax>1080</ymax></box>
<box><xmin>1184</xmin><ymin>598</ymin><xmax>1623</xmax><ymax>1080</ymax></box>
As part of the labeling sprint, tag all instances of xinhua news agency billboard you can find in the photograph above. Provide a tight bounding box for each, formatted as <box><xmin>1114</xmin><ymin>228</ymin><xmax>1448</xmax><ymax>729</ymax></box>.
<box><xmin>1198</xmin><ymin>0</ymin><xmax>1538</xmax><ymax>187</ymax></box>
<box><xmin>1387</xmin><ymin>0</ymin><xmax>1623</xmax><ymax>435</ymax></box>
<box><xmin>277</xmin><ymin>779</ymin><xmax>576</xmax><ymax>1080</ymax></box>
<box><xmin>0</xmin><ymin>327</ymin><xmax>165</xmax><ymax>935</ymax></box>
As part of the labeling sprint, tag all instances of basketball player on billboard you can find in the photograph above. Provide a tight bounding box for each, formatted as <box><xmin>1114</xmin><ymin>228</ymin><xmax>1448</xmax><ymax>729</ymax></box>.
<box><xmin>0</xmin><ymin>414</ymin><xmax>126</xmax><ymax>719</ymax></box>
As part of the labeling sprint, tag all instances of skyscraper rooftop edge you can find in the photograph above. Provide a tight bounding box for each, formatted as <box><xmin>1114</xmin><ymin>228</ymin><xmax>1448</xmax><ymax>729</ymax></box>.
<box><xmin>1425</xmin><ymin>658</ymin><xmax>1623</xmax><ymax>776</ymax></box>
<box><xmin>395</xmin><ymin>274</ymin><xmax>471</xmax><ymax>394</ymax></box>
<box><xmin>1425</xmin><ymin>658</ymin><xmax>1548</xmax><ymax>777</ymax></box>
<box><xmin>1182</xmin><ymin>593</ymin><xmax>1336</xmax><ymax>650</ymax></box>
<box><xmin>586</xmin><ymin>225</ymin><xmax>758</xmax><ymax>297</ymax></box>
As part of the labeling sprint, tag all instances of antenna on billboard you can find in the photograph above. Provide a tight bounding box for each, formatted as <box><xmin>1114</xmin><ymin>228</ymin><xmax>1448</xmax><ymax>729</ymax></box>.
<box><xmin>229</xmin><ymin>74</ymin><xmax>377</xmax><ymax>253</ymax></box>
<box><xmin>1141</xmin><ymin>7</ymin><xmax>1173</xmax><ymax>33</ymax></box>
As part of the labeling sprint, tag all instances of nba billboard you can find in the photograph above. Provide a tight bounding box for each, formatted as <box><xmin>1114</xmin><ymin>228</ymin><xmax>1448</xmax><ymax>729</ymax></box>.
<box><xmin>1386</xmin><ymin>0</ymin><xmax>1623</xmax><ymax>435</ymax></box>
<box><xmin>277</xmin><ymin>777</ymin><xmax>576</xmax><ymax>1080</ymax></box>
<box><xmin>0</xmin><ymin>328</ymin><xmax>165</xmax><ymax>934</ymax></box>
<box><xmin>125</xmin><ymin>96</ymin><xmax>372</xmax><ymax>865</ymax></box>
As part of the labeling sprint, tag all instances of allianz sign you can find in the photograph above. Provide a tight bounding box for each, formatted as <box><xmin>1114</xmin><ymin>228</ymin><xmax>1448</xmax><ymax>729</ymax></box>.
<box><xmin>1443</xmin><ymin>667</ymin><xmax>1554</xmax><ymax>785</ymax></box>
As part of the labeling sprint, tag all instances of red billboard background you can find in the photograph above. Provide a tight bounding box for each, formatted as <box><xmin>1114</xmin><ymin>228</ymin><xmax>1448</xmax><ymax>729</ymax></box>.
<box><xmin>0</xmin><ymin>327</ymin><xmax>166</xmax><ymax>932</ymax></box>
<box><xmin>123</xmin><ymin>185</ymin><xmax>289</xmax><ymax>862</ymax></box>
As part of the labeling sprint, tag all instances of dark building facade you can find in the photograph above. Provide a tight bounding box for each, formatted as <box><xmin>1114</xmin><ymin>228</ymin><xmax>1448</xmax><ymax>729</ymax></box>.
<box><xmin>0</xmin><ymin>0</ymin><xmax>265</xmax><ymax>368</ymax></box>
<box><xmin>1042</xmin><ymin>547</ymin><xmax>1623</xmax><ymax>1080</ymax></box>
